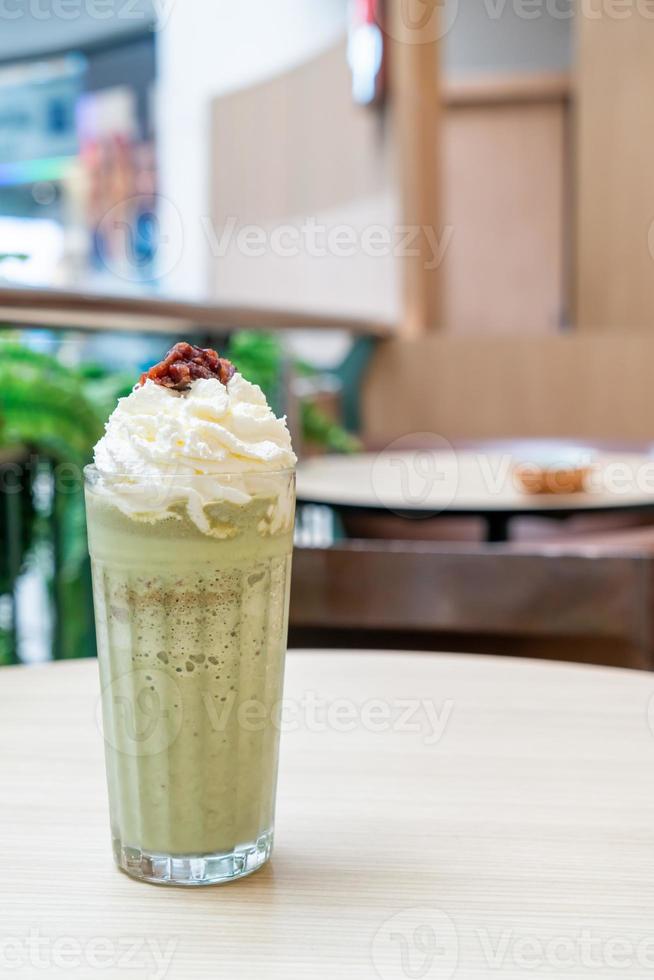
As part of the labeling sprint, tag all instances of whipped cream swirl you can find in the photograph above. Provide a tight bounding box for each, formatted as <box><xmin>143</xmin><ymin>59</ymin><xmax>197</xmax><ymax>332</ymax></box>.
<box><xmin>92</xmin><ymin>374</ymin><xmax>296</xmax><ymax>535</ymax></box>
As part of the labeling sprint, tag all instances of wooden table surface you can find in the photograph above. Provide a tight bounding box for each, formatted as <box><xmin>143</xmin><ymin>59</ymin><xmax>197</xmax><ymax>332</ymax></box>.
<box><xmin>2</xmin><ymin>651</ymin><xmax>654</xmax><ymax>979</ymax></box>
<box><xmin>297</xmin><ymin>449</ymin><xmax>654</xmax><ymax>542</ymax></box>
<box><xmin>297</xmin><ymin>450</ymin><xmax>654</xmax><ymax>515</ymax></box>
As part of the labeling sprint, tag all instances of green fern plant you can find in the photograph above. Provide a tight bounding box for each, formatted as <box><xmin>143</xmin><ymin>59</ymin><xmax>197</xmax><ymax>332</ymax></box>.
<box><xmin>0</xmin><ymin>345</ymin><xmax>103</xmax><ymax>461</ymax></box>
<box><xmin>0</xmin><ymin>344</ymin><xmax>112</xmax><ymax>663</ymax></box>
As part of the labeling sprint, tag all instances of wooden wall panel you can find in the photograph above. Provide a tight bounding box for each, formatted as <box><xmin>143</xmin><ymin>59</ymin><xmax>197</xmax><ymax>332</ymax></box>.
<box><xmin>211</xmin><ymin>43</ymin><xmax>391</xmax><ymax>226</ymax></box>
<box><xmin>210</xmin><ymin>40</ymin><xmax>568</xmax><ymax>332</ymax></box>
<box><xmin>210</xmin><ymin>41</ymin><xmax>398</xmax><ymax>322</ymax></box>
<box><xmin>443</xmin><ymin>101</ymin><xmax>566</xmax><ymax>334</ymax></box>
<box><xmin>576</xmin><ymin>12</ymin><xmax>654</xmax><ymax>331</ymax></box>
<box><xmin>363</xmin><ymin>335</ymin><xmax>654</xmax><ymax>443</ymax></box>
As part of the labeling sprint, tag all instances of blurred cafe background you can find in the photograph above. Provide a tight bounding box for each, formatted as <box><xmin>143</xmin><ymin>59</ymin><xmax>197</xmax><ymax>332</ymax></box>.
<box><xmin>2</xmin><ymin>0</ymin><xmax>654</xmax><ymax>670</ymax></box>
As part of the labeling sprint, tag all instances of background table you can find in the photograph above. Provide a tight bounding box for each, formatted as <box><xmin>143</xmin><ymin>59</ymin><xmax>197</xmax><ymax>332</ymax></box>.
<box><xmin>2</xmin><ymin>652</ymin><xmax>654</xmax><ymax>979</ymax></box>
<box><xmin>297</xmin><ymin>448</ymin><xmax>654</xmax><ymax>542</ymax></box>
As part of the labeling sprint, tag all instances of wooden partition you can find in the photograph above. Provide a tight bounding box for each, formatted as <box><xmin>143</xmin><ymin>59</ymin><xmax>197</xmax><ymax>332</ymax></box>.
<box><xmin>576</xmin><ymin>10</ymin><xmax>654</xmax><ymax>331</ymax></box>
<box><xmin>363</xmin><ymin>334</ymin><xmax>654</xmax><ymax>443</ymax></box>
<box><xmin>443</xmin><ymin>73</ymin><xmax>569</xmax><ymax>334</ymax></box>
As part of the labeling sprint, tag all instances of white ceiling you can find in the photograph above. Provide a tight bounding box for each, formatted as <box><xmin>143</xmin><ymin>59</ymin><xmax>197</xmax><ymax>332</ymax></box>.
<box><xmin>0</xmin><ymin>0</ymin><xmax>156</xmax><ymax>62</ymax></box>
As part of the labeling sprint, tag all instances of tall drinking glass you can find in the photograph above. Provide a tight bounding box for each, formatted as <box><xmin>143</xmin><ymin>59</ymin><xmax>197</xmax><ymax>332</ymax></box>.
<box><xmin>85</xmin><ymin>467</ymin><xmax>296</xmax><ymax>886</ymax></box>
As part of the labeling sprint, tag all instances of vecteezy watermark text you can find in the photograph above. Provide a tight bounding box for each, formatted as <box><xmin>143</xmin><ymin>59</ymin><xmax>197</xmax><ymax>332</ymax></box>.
<box><xmin>477</xmin><ymin>927</ymin><xmax>654</xmax><ymax>971</ymax></box>
<box><xmin>98</xmin><ymin>668</ymin><xmax>455</xmax><ymax>757</ymax></box>
<box><xmin>200</xmin><ymin>216</ymin><xmax>453</xmax><ymax>271</ymax></box>
<box><xmin>0</xmin><ymin>0</ymin><xmax>176</xmax><ymax>28</ymax></box>
<box><xmin>0</xmin><ymin>930</ymin><xmax>177</xmax><ymax>979</ymax></box>
<box><xmin>371</xmin><ymin>908</ymin><xmax>654</xmax><ymax>978</ymax></box>
<box><xmin>475</xmin><ymin>0</ymin><xmax>654</xmax><ymax>22</ymax></box>
<box><xmin>381</xmin><ymin>0</ymin><xmax>654</xmax><ymax>46</ymax></box>
<box><xmin>370</xmin><ymin>437</ymin><xmax>654</xmax><ymax>518</ymax></box>
<box><xmin>203</xmin><ymin>689</ymin><xmax>454</xmax><ymax>746</ymax></box>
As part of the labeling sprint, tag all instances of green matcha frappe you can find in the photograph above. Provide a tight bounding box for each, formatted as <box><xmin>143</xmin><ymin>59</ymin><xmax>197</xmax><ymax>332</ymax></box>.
<box><xmin>85</xmin><ymin>343</ymin><xmax>296</xmax><ymax>886</ymax></box>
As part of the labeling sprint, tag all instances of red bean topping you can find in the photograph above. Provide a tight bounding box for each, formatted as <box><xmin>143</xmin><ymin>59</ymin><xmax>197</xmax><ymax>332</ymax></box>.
<box><xmin>139</xmin><ymin>342</ymin><xmax>236</xmax><ymax>391</ymax></box>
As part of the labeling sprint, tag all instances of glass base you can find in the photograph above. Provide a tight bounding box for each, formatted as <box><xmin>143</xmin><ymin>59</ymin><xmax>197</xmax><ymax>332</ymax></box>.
<box><xmin>113</xmin><ymin>830</ymin><xmax>273</xmax><ymax>887</ymax></box>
